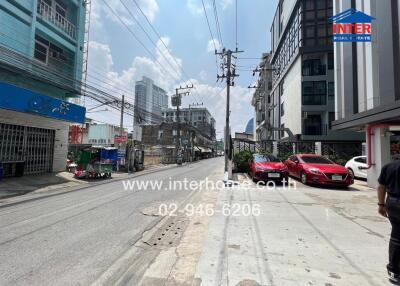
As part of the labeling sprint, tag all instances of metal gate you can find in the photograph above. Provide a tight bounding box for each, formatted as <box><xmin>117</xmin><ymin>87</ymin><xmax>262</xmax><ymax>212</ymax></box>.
<box><xmin>0</xmin><ymin>123</ymin><xmax>55</xmax><ymax>175</ymax></box>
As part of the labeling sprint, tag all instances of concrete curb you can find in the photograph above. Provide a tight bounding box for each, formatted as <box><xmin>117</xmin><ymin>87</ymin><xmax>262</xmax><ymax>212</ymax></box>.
<box><xmin>0</xmin><ymin>162</ymin><xmax>195</xmax><ymax>208</ymax></box>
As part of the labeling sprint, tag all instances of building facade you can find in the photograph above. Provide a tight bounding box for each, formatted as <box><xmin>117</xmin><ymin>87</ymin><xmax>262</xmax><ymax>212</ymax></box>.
<box><xmin>162</xmin><ymin>107</ymin><xmax>216</xmax><ymax>140</ymax></box>
<box><xmin>332</xmin><ymin>0</ymin><xmax>400</xmax><ymax>186</ymax></box>
<box><xmin>251</xmin><ymin>53</ymin><xmax>273</xmax><ymax>141</ymax></box>
<box><xmin>142</xmin><ymin>122</ymin><xmax>215</xmax><ymax>163</ymax></box>
<box><xmin>87</xmin><ymin>123</ymin><xmax>128</xmax><ymax>146</ymax></box>
<box><xmin>134</xmin><ymin>76</ymin><xmax>168</xmax><ymax>125</ymax></box>
<box><xmin>0</xmin><ymin>0</ymin><xmax>87</xmax><ymax>176</ymax></box>
<box><xmin>269</xmin><ymin>0</ymin><xmax>363</xmax><ymax>142</ymax></box>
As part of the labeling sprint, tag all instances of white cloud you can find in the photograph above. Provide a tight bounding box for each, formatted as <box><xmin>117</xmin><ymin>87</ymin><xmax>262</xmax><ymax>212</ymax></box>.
<box><xmin>91</xmin><ymin>0</ymin><xmax>159</xmax><ymax>30</ymax></box>
<box><xmin>207</xmin><ymin>38</ymin><xmax>221</xmax><ymax>53</ymax></box>
<box><xmin>87</xmin><ymin>37</ymin><xmax>181</xmax><ymax>95</ymax></box>
<box><xmin>221</xmin><ymin>0</ymin><xmax>233</xmax><ymax>10</ymax></box>
<box><xmin>198</xmin><ymin>70</ymin><xmax>207</xmax><ymax>81</ymax></box>
<box><xmin>187</xmin><ymin>0</ymin><xmax>207</xmax><ymax>15</ymax></box>
<box><xmin>136</xmin><ymin>0</ymin><xmax>159</xmax><ymax>22</ymax></box>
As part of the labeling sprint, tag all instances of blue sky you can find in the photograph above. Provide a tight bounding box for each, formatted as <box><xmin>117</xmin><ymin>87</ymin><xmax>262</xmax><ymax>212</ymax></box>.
<box><xmin>86</xmin><ymin>0</ymin><xmax>278</xmax><ymax>138</ymax></box>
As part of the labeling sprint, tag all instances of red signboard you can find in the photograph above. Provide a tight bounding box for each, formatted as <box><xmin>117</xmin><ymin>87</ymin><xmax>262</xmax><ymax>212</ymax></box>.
<box><xmin>114</xmin><ymin>136</ymin><xmax>128</xmax><ymax>143</ymax></box>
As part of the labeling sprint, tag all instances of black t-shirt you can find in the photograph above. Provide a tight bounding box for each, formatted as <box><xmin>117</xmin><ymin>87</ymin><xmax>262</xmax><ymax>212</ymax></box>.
<box><xmin>378</xmin><ymin>160</ymin><xmax>400</xmax><ymax>195</ymax></box>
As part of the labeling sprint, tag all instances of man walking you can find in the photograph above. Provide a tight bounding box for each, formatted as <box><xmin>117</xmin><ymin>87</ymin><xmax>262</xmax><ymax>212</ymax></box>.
<box><xmin>377</xmin><ymin>156</ymin><xmax>400</xmax><ymax>285</ymax></box>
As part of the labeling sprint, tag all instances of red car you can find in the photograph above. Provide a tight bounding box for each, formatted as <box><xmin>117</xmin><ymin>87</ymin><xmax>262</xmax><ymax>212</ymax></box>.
<box><xmin>284</xmin><ymin>154</ymin><xmax>354</xmax><ymax>187</ymax></box>
<box><xmin>248</xmin><ymin>154</ymin><xmax>289</xmax><ymax>182</ymax></box>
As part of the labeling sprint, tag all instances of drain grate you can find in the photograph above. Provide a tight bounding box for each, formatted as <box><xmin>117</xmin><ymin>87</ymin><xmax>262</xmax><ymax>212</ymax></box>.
<box><xmin>143</xmin><ymin>218</ymin><xmax>189</xmax><ymax>248</ymax></box>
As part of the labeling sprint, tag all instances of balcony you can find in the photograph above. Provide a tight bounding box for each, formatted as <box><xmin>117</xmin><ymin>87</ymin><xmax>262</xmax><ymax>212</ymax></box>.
<box><xmin>37</xmin><ymin>0</ymin><xmax>77</xmax><ymax>40</ymax></box>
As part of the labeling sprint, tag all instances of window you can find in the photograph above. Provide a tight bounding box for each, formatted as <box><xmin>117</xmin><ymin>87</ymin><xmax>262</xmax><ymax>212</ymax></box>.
<box><xmin>34</xmin><ymin>41</ymin><xmax>48</xmax><ymax>64</ymax></box>
<box><xmin>253</xmin><ymin>154</ymin><xmax>281</xmax><ymax>163</ymax></box>
<box><xmin>55</xmin><ymin>3</ymin><xmax>66</xmax><ymax>17</ymax></box>
<box><xmin>355</xmin><ymin>157</ymin><xmax>367</xmax><ymax>164</ymax></box>
<box><xmin>280</xmin><ymin>102</ymin><xmax>285</xmax><ymax>116</ymax></box>
<box><xmin>328</xmin><ymin>53</ymin><xmax>334</xmax><ymax>70</ymax></box>
<box><xmin>302</xmin><ymin>81</ymin><xmax>327</xmax><ymax>105</ymax></box>
<box><xmin>316</xmin><ymin>0</ymin><xmax>326</xmax><ymax>9</ymax></box>
<box><xmin>328</xmin><ymin>112</ymin><xmax>335</xmax><ymax>129</ymax></box>
<box><xmin>317</xmin><ymin>25</ymin><xmax>327</xmax><ymax>37</ymax></box>
<box><xmin>305</xmin><ymin>0</ymin><xmax>314</xmax><ymax>10</ymax></box>
<box><xmin>305</xmin><ymin>25</ymin><xmax>315</xmax><ymax>38</ymax></box>
<box><xmin>302</xmin><ymin>156</ymin><xmax>333</xmax><ymax>164</ymax></box>
<box><xmin>328</xmin><ymin>82</ymin><xmax>335</xmax><ymax>99</ymax></box>
<box><xmin>302</xmin><ymin>59</ymin><xmax>326</xmax><ymax>76</ymax></box>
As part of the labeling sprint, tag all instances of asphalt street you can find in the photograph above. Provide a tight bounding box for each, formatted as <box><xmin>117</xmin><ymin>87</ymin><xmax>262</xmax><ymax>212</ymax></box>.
<box><xmin>0</xmin><ymin>158</ymin><xmax>223</xmax><ymax>286</ymax></box>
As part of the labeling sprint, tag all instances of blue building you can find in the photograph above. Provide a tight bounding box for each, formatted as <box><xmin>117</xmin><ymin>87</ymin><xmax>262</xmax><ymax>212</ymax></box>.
<box><xmin>0</xmin><ymin>0</ymin><xmax>87</xmax><ymax>176</ymax></box>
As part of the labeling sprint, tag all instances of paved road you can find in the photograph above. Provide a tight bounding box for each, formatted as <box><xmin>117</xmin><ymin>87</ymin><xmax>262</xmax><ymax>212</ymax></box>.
<box><xmin>0</xmin><ymin>158</ymin><xmax>223</xmax><ymax>286</ymax></box>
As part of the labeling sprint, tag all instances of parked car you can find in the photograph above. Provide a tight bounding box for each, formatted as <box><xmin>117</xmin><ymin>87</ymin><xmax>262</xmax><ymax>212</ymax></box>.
<box><xmin>345</xmin><ymin>156</ymin><xmax>367</xmax><ymax>179</ymax></box>
<box><xmin>284</xmin><ymin>154</ymin><xmax>354</xmax><ymax>187</ymax></box>
<box><xmin>248</xmin><ymin>153</ymin><xmax>289</xmax><ymax>182</ymax></box>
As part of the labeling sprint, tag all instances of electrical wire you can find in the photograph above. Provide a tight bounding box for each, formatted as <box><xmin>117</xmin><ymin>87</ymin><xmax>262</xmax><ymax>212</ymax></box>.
<box><xmin>211</xmin><ymin>0</ymin><xmax>223</xmax><ymax>47</ymax></box>
<box><xmin>235</xmin><ymin>0</ymin><xmax>238</xmax><ymax>50</ymax></box>
<box><xmin>201</xmin><ymin>0</ymin><xmax>220</xmax><ymax>79</ymax></box>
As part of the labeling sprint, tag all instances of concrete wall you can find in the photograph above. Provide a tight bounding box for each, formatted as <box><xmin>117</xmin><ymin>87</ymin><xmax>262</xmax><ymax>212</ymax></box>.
<box><xmin>281</xmin><ymin>57</ymin><xmax>302</xmax><ymax>136</ymax></box>
<box><xmin>0</xmin><ymin>109</ymin><xmax>69</xmax><ymax>172</ymax></box>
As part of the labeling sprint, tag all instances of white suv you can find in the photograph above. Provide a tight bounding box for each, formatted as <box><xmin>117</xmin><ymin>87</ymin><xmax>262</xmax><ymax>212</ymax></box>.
<box><xmin>345</xmin><ymin>156</ymin><xmax>367</xmax><ymax>179</ymax></box>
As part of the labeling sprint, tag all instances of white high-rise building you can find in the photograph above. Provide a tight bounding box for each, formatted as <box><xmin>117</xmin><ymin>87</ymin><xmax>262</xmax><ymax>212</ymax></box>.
<box><xmin>134</xmin><ymin>76</ymin><xmax>168</xmax><ymax>125</ymax></box>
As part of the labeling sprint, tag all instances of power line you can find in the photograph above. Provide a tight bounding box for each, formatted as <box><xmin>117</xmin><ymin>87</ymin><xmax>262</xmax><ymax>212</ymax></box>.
<box><xmin>235</xmin><ymin>0</ymin><xmax>238</xmax><ymax>50</ymax></box>
<box><xmin>100</xmin><ymin>0</ymin><xmax>177</xmax><ymax>82</ymax></box>
<box><xmin>118</xmin><ymin>0</ymin><xmax>182</xmax><ymax>80</ymax></box>
<box><xmin>211</xmin><ymin>0</ymin><xmax>223</xmax><ymax>47</ymax></box>
<box><xmin>130</xmin><ymin>0</ymin><xmax>194</xmax><ymax>85</ymax></box>
<box><xmin>103</xmin><ymin>0</ymin><xmax>202</xmax><ymax>105</ymax></box>
<box><xmin>201</xmin><ymin>0</ymin><xmax>220</xmax><ymax>79</ymax></box>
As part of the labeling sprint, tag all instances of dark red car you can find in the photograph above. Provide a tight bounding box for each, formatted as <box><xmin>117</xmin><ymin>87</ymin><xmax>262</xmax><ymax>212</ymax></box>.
<box><xmin>284</xmin><ymin>154</ymin><xmax>354</xmax><ymax>187</ymax></box>
<box><xmin>248</xmin><ymin>154</ymin><xmax>289</xmax><ymax>182</ymax></box>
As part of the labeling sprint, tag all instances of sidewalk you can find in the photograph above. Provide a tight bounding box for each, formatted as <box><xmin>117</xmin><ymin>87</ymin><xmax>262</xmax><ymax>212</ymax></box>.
<box><xmin>0</xmin><ymin>163</ymin><xmax>174</xmax><ymax>200</ymax></box>
<box><xmin>193</xmin><ymin>174</ymin><xmax>389</xmax><ymax>286</ymax></box>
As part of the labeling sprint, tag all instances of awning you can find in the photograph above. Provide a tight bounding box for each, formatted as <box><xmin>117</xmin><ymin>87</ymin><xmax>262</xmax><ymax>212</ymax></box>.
<box><xmin>195</xmin><ymin>146</ymin><xmax>212</xmax><ymax>152</ymax></box>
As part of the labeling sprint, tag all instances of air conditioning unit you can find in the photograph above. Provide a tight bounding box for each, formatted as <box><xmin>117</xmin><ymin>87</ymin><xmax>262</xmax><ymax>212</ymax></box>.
<box><xmin>49</xmin><ymin>50</ymin><xmax>67</xmax><ymax>61</ymax></box>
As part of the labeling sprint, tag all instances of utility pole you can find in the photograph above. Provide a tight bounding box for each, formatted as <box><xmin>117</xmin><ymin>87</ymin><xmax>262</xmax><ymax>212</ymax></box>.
<box><xmin>216</xmin><ymin>48</ymin><xmax>243</xmax><ymax>179</ymax></box>
<box><xmin>172</xmin><ymin>85</ymin><xmax>194</xmax><ymax>164</ymax></box>
<box><xmin>117</xmin><ymin>94</ymin><xmax>125</xmax><ymax>171</ymax></box>
<box><xmin>188</xmin><ymin>102</ymin><xmax>203</xmax><ymax>162</ymax></box>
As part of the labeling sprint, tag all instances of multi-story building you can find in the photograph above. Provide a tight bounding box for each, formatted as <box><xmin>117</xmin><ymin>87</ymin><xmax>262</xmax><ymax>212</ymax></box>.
<box><xmin>134</xmin><ymin>76</ymin><xmax>168</xmax><ymax>125</ymax></box>
<box><xmin>162</xmin><ymin>107</ymin><xmax>216</xmax><ymax>140</ymax></box>
<box><xmin>269</xmin><ymin>0</ymin><xmax>363</xmax><ymax>142</ymax></box>
<box><xmin>0</xmin><ymin>0</ymin><xmax>87</xmax><ymax>176</ymax></box>
<box><xmin>142</xmin><ymin>122</ymin><xmax>215</xmax><ymax>162</ymax></box>
<box><xmin>251</xmin><ymin>53</ymin><xmax>273</xmax><ymax>141</ymax></box>
<box><xmin>87</xmin><ymin>123</ymin><xmax>128</xmax><ymax>146</ymax></box>
<box><xmin>332</xmin><ymin>0</ymin><xmax>400</xmax><ymax>186</ymax></box>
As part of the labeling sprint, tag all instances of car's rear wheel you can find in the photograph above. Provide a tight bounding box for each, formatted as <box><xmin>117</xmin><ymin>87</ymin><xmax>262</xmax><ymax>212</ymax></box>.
<box><xmin>301</xmin><ymin>172</ymin><xmax>308</xmax><ymax>185</ymax></box>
